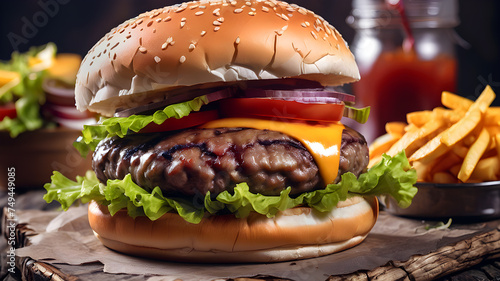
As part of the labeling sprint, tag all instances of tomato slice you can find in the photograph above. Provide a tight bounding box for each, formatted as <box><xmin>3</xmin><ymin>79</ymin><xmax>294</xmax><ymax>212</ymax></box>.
<box><xmin>138</xmin><ymin>110</ymin><xmax>219</xmax><ymax>133</ymax></box>
<box><xmin>219</xmin><ymin>98</ymin><xmax>345</xmax><ymax>122</ymax></box>
<box><xmin>0</xmin><ymin>103</ymin><xmax>17</xmax><ymax>121</ymax></box>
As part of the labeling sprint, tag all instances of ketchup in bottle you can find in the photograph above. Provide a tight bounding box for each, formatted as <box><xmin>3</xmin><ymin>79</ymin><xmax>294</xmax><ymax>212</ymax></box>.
<box><xmin>347</xmin><ymin>0</ymin><xmax>459</xmax><ymax>143</ymax></box>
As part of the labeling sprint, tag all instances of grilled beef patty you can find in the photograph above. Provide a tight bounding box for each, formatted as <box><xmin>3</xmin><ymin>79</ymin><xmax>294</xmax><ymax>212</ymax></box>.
<box><xmin>92</xmin><ymin>127</ymin><xmax>368</xmax><ymax>197</ymax></box>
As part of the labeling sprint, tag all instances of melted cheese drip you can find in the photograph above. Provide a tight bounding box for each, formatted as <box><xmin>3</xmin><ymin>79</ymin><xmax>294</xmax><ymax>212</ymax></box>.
<box><xmin>201</xmin><ymin>118</ymin><xmax>344</xmax><ymax>185</ymax></box>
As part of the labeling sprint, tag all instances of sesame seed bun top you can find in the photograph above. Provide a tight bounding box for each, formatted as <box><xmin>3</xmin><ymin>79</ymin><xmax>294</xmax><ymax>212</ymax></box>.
<box><xmin>75</xmin><ymin>0</ymin><xmax>360</xmax><ymax>117</ymax></box>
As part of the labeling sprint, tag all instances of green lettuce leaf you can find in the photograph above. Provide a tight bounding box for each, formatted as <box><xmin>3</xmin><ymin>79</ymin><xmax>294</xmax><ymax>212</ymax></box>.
<box><xmin>73</xmin><ymin>95</ymin><xmax>209</xmax><ymax>156</ymax></box>
<box><xmin>44</xmin><ymin>151</ymin><xmax>417</xmax><ymax>224</ymax></box>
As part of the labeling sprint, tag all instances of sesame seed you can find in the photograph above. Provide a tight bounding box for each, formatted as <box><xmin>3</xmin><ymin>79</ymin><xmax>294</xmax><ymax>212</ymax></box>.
<box><xmin>139</xmin><ymin>46</ymin><xmax>147</xmax><ymax>53</ymax></box>
<box><xmin>110</xmin><ymin>42</ymin><xmax>119</xmax><ymax>50</ymax></box>
<box><xmin>147</xmin><ymin>21</ymin><xmax>153</xmax><ymax>27</ymax></box>
<box><xmin>136</xmin><ymin>19</ymin><xmax>143</xmax><ymax>25</ymax></box>
<box><xmin>181</xmin><ymin>17</ymin><xmax>186</xmax><ymax>21</ymax></box>
<box><xmin>195</xmin><ymin>11</ymin><xmax>204</xmax><ymax>15</ymax></box>
<box><xmin>166</xmin><ymin>37</ymin><xmax>174</xmax><ymax>44</ymax></box>
<box><xmin>131</xmin><ymin>23</ymin><xmax>137</xmax><ymax>29</ymax></box>
<box><xmin>234</xmin><ymin>8</ymin><xmax>243</xmax><ymax>13</ymax></box>
<box><xmin>301</xmin><ymin>23</ymin><xmax>307</xmax><ymax>28</ymax></box>
<box><xmin>181</xmin><ymin>22</ymin><xmax>186</xmax><ymax>28</ymax></box>
<box><xmin>154</xmin><ymin>56</ymin><xmax>161</xmax><ymax>63</ymax></box>
<box><xmin>189</xmin><ymin>43</ymin><xmax>196</xmax><ymax>51</ymax></box>
<box><xmin>113</xmin><ymin>53</ymin><xmax>117</xmax><ymax>60</ymax></box>
<box><xmin>175</xmin><ymin>4</ymin><xmax>187</xmax><ymax>13</ymax></box>
<box><xmin>335</xmin><ymin>43</ymin><xmax>340</xmax><ymax>50</ymax></box>
<box><xmin>217</xmin><ymin>17</ymin><xmax>224</xmax><ymax>22</ymax></box>
<box><xmin>156</xmin><ymin>18</ymin><xmax>162</xmax><ymax>23</ymax></box>
<box><xmin>235</xmin><ymin>36</ymin><xmax>240</xmax><ymax>44</ymax></box>
<box><xmin>265</xmin><ymin>1</ymin><xmax>276</xmax><ymax>7</ymax></box>
<box><xmin>310</xmin><ymin>31</ymin><xmax>318</xmax><ymax>39</ymax></box>
<box><xmin>179</xmin><ymin>56</ymin><xmax>186</xmax><ymax>63</ymax></box>
<box><xmin>164</xmin><ymin>16</ymin><xmax>172</xmax><ymax>22</ymax></box>
<box><xmin>282</xmin><ymin>25</ymin><xmax>288</xmax><ymax>31</ymax></box>
<box><xmin>161</xmin><ymin>43</ymin><xmax>168</xmax><ymax>50</ymax></box>
<box><xmin>230</xmin><ymin>1</ymin><xmax>237</xmax><ymax>6</ymax></box>
<box><xmin>305</xmin><ymin>21</ymin><xmax>310</xmax><ymax>27</ymax></box>
<box><xmin>262</xmin><ymin>6</ymin><xmax>269</xmax><ymax>12</ymax></box>
<box><xmin>213</xmin><ymin>8</ymin><xmax>220</xmax><ymax>15</ymax></box>
<box><xmin>199</xmin><ymin>5</ymin><xmax>206</xmax><ymax>9</ymax></box>
<box><xmin>281</xmin><ymin>14</ymin><xmax>289</xmax><ymax>21</ymax></box>
<box><xmin>201</xmin><ymin>30</ymin><xmax>207</xmax><ymax>36</ymax></box>
<box><xmin>297</xmin><ymin>8</ymin><xmax>307</xmax><ymax>15</ymax></box>
<box><xmin>126</xmin><ymin>34</ymin><xmax>132</xmax><ymax>39</ymax></box>
<box><xmin>153</xmin><ymin>29</ymin><xmax>156</xmax><ymax>33</ymax></box>
<box><xmin>214</xmin><ymin>26</ymin><xmax>220</xmax><ymax>31</ymax></box>
<box><xmin>248</xmin><ymin>11</ymin><xmax>256</xmax><ymax>16</ymax></box>
<box><xmin>213</xmin><ymin>20</ymin><xmax>222</xmax><ymax>26</ymax></box>
<box><xmin>286</xmin><ymin>7</ymin><xmax>294</xmax><ymax>12</ymax></box>
<box><xmin>246</xmin><ymin>1</ymin><xmax>252</xmax><ymax>5</ymax></box>
<box><xmin>190</xmin><ymin>4</ymin><xmax>199</xmax><ymax>9</ymax></box>
<box><xmin>119</xmin><ymin>28</ymin><xmax>125</xmax><ymax>33</ymax></box>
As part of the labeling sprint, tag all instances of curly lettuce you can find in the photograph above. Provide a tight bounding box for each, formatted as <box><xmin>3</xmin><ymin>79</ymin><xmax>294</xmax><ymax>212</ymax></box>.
<box><xmin>73</xmin><ymin>95</ymin><xmax>209</xmax><ymax>156</ymax></box>
<box><xmin>44</xmin><ymin>151</ymin><xmax>417</xmax><ymax>224</ymax></box>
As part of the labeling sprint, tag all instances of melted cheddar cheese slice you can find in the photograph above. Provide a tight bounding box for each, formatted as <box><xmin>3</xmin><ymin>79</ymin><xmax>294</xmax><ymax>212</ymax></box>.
<box><xmin>201</xmin><ymin>118</ymin><xmax>344</xmax><ymax>185</ymax></box>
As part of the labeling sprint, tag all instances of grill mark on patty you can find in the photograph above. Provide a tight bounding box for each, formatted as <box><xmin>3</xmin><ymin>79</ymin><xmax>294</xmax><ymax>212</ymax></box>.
<box><xmin>257</xmin><ymin>139</ymin><xmax>306</xmax><ymax>151</ymax></box>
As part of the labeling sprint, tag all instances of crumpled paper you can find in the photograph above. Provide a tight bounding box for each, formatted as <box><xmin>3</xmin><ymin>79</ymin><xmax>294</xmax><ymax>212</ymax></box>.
<box><xmin>14</xmin><ymin>205</ymin><xmax>492</xmax><ymax>281</ymax></box>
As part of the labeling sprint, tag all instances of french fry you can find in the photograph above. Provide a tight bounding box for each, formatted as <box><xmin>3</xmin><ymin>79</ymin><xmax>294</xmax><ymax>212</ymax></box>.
<box><xmin>408</xmin><ymin>130</ymin><xmax>448</xmax><ymax>164</ymax></box>
<box><xmin>432</xmin><ymin>172</ymin><xmax>457</xmax><ymax>184</ymax></box>
<box><xmin>441</xmin><ymin>109</ymin><xmax>481</xmax><ymax>147</ymax></box>
<box><xmin>441</xmin><ymin>91</ymin><xmax>473</xmax><ymax>111</ymax></box>
<box><xmin>406</xmin><ymin>110</ymin><xmax>432</xmax><ymax>127</ymax></box>
<box><xmin>386</xmin><ymin>118</ymin><xmax>444</xmax><ymax>157</ymax></box>
<box><xmin>369</xmin><ymin>133</ymin><xmax>399</xmax><ymax>160</ymax></box>
<box><xmin>457</xmin><ymin>128</ymin><xmax>490</xmax><ymax>182</ymax></box>
<box><xmin>469</xmin><ymin>156</ymin><xmax>499</xmax><ymax>182</ymax></box>
<box><xmin>385</xmin><ymin>122</ymin><xmax>407</xmax><ymax>137</ymax></box>
<box><xmin>369</xmin><ymin>85</ymin><xmax>500</xmax><ymax>184</ymax></box>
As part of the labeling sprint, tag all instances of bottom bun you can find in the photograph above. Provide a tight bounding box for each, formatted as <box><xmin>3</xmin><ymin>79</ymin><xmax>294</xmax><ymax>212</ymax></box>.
<box><xmin>88</xmin><ymin>196</ymin><xmax>378</xmax><ymax>263</ymax></box>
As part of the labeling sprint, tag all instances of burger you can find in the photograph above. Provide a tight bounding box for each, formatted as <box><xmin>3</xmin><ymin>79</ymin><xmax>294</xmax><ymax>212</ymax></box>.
<box><xmin>44</xmin><ymin>0</ymin><xmax>417</xmax><ymax>263</ymax></box>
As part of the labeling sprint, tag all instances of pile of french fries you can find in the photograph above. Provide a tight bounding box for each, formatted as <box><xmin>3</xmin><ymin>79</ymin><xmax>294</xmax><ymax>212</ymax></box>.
<box><xmin>369</xmin><ymin>85</ymin><xmax>499</xmax><ymax>183</ymax></box>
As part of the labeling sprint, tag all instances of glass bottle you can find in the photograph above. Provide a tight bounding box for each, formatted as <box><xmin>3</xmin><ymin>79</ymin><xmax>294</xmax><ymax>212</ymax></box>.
<box><xmin>347</xmin><ymin>0</ymin><xmax>459</xmax><ymax>143</ymax></box>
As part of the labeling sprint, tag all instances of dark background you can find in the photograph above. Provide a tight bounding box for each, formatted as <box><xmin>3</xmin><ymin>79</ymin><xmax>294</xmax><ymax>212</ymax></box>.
<box><xmin>1</xmin><ymin>0</ymin><xmax>499</xmax><ymax>101</ymax></box>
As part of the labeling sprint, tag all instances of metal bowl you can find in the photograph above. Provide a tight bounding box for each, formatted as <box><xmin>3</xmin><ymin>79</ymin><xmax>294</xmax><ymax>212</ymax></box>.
<box><xmin>381</xmin><ymin>181</ymin><xmax>500</xmax><ymax>221</ymax></box>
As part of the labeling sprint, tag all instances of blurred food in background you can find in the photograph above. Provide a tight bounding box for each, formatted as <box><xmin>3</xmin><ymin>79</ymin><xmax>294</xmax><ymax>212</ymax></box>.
<box><xmin>0</xmin><ymin>43</ymin><xmax>94</xmax><ymax>190</ymax></box>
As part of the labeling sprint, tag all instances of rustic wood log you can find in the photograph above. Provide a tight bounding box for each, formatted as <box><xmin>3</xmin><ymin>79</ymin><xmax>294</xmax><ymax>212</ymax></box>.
<box><xmin>327</xmin><ymin>226</ymin><xmax>500</xmax><ymax>281</ymax></box>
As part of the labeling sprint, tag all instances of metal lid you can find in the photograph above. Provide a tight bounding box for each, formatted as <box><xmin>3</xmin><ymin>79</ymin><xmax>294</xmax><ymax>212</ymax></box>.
<box><xmin>347</xmin><ymin>0</ymin><xmax>460</xmax><ymax>29</ymax></box>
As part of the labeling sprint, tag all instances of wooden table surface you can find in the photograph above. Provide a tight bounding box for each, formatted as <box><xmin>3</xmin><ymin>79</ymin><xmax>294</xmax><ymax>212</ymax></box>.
<box><xmin>1</xmin><ymin>190</ymin><xmax>499</xmax><ymax>281</ymax></box>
